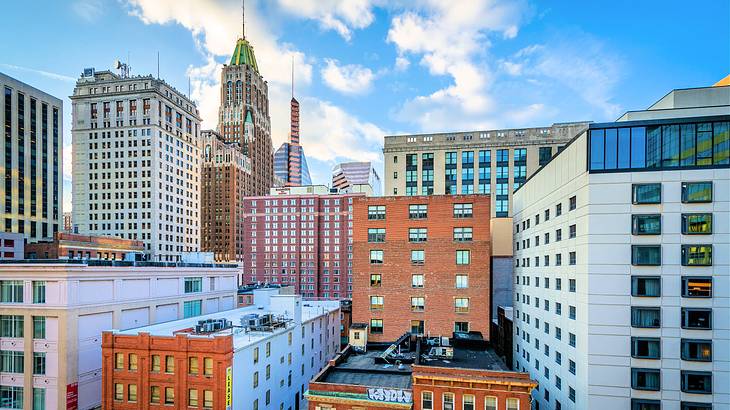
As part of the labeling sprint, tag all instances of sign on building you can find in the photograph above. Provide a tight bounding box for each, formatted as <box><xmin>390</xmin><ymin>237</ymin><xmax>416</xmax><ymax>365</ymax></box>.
<box><xmin>366</xmin><ymin>388</ymin><xmax>413</xmax><ymax>404</ymax></box>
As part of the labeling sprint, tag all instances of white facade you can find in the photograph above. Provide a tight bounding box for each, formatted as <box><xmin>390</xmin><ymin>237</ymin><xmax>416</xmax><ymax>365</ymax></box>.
<box><xmin>70</xmin><ymin>70</ymin><xmax>202</xmax><ymax>262</ymax></box>
<box><xmin>512</xmin><ymin>87</ymin><xmax>729</xmax><ymax>410</ymax></box>
<box><xmin>0</xmin><ymin>261</ymin><xmax>238</xmax><ymax>409</ymax></box>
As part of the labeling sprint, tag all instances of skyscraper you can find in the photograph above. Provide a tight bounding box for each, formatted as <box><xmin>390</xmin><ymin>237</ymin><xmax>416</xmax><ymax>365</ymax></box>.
<box><xmin>218</xmin><ymin>13</ymin><xmax>273</xmax><ymax>195</ymax></box>
<box><xmin>1</xmin><ymin>73</ymin><xmax>62</xmax><ymax>242</ymax></box>
<box><xmin>331</xmin><ymin>161</ymin><xmax>381</xmax><ymax>196</ymax></box>
<box><xmin>70</xmin><ymin>69</ymin><xmax>202</xmax><ymax>262</ymax></box>
<box><xmin>273</xmin><ymin>73</ymin><xmax>312</xmax><ymax>186</ymax></box>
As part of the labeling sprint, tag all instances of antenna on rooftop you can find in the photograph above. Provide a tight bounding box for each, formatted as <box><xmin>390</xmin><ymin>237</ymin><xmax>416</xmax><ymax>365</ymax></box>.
<box><xmin>114</xmin><ymin>59</ymin><xmax>130</xmax><ymax>78</ymax></box>
<box><xmin>242</xmin><ymin>0</ymin><xmax>246</xmax><ymax>39</ymax></box>
<box><xmin>156</xmin><ymin>51</ymin><xmax>160</xmax><ymax>79</ymax></box>
<box><xmin>291</xmin><ymin>55</ymin><xmax>294</xmax><ymax>98</ymax></box>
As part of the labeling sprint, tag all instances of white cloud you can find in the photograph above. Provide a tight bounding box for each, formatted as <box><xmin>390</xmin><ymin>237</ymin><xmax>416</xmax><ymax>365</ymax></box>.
<box><xmin>72</xmin><ymin>0</ymin><xmax>103</xmax><ymax>22</ymax></box>
<box><xmin>276</xmin><ymin>0</ymin><xmax>376</xmax><ymax>40</ymax></box>
<box><xmin>394</xmin><ymin>55</ymin><xmax>409</xmax><ymax>71</ymax></box>
<box><xmin>0</xmin><ymin>64</ymin><xmax>75</xmax><ymax>83</ymax></box>
<box><xmin>321</xmin><ymin>59</ymin><xmax>375</xmax><ymax>95</ymax></box>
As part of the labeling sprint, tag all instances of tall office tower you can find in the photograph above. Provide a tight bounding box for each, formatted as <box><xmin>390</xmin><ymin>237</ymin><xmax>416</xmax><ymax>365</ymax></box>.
<box><xmin>273</xmin><ymin>88</ymin><xmax>312</xmax><ymax>187</ymax></box>
<box><xmin>0</xmin><ymin>73</ymin><xmax>62</xmax><ymax>242</ymax></box>
<box><xmin>218</xmin><ymin>18</ymin><xmax>274</xmax><ymax>195</ymax></box>
<box><xmin>241</xmin><ymin>185</ymin><xmax>364</xmax><ymax>298</ymax></box>
<box><xmin>70</xmin><ymin>69</ymin><xmax>202</xmax><ymax>262</ymax></box>
<box><xmin>512</xmin><ymin>84</ymin><xmax>729</xmax><ymax>410</ymax></box>
<box><xmin>351</xmin><ymin>194</ymin><xmax>492</xmax><ymax>342</ymax></box>
<box><xmin>383</xmin><ymin>122</ymin><xmax>589</xmax><ymax>217</ymax></box>
<box><xmin>332</xmin><ymin>161</ymin><xmax>381</xmax><ymax>196</ymax></box>
<box><xmin>200</xmin><ymin>129</ymin><xmax>251</xmax><ymax>261</ymax></box>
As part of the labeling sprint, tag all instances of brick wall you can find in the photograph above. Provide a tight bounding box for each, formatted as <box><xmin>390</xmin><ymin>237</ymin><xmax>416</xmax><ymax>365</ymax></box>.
<box><xmin>352</xmin><ymin>195</ymin><xmax>491</xmax><ymax>342</ymax></box>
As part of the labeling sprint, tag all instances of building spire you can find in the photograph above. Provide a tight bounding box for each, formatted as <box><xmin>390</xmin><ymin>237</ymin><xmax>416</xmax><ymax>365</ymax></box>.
<box><xmin>241</xmin><ymin>0</ymin><xmax>245</xmax><ymax>39</ymax></box>
<box><xmin>291</xmin><ymin>55</ymin><xmax>294</xmax><ymax>99</ymax></box>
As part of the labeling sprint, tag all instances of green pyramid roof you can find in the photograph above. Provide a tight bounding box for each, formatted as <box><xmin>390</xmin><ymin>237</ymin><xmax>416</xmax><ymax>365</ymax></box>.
<box><xmin>244</xmin><ymin>110</ymin><xmax>253</xmax><ymax>123</ymax></box>
<box><xmin>230</xmin><ymin>38</ymin><xmax>259</xmax><ymax>73</ymax></box>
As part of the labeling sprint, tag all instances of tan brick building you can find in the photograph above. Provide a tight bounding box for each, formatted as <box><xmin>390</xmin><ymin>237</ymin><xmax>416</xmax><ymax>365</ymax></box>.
<box><xmin>352</xmin><ymin>195</ymin><xmax>491</xmax><ymax>342</ymax></box>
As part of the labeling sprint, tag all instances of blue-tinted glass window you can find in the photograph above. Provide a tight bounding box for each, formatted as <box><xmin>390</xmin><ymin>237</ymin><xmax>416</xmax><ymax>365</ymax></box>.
<box><xmin>630</xmin><ymin>127</ymin><xmax>646</xmax><ymax>168</ymax></box>
<box><xmin>661</xmin><ymin>125</ymin><xmax>680</xmax><ymax>167</ymax></box>
<box><xmin>589</xmin><ymin>129</ymin><xmax>604</xmax><ymax>170</ymax></box>
<box><xmin>632</xmin><ymin>183</ymin><xmax>661</xmax><ymax>204</ymax></box>
<box><xmin>680</xmin><ymin>124</ymin><xmax>696</xmax><ymax>166</ymax></box>
<box><xmin>604</xmin><ymin>128</ymin><xmax>618</xmax><ymax>169</ymax></box>
<box><xmin>646</xmin><ymin>126</ymin><xmax>661</xmax><ymax>168</ymax></box>
<box><xmin>618</xmin><ymin>128</ymin><xmax>631</xmax><ymax>168</ymax></box>
<box><xmin>714</xmin><ymin>121</ymin><xmax>729</xmax><ymax>164</ymax></box>
<box><xmin>697</xmin><ymin>123</ymin><xmax>713</xmax><ymax>165</ymax></box>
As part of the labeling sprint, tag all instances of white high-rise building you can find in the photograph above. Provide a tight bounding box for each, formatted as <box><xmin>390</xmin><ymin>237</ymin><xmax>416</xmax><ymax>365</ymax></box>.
<box><xmin>70</xmin><ymin>69</ymin><xmax>202</xmax><ymax>261</ymax></box>
<box><xmin>512</xmin><ymin>84</ymin><xmax>729</xmax><ymax>410</ymax></box>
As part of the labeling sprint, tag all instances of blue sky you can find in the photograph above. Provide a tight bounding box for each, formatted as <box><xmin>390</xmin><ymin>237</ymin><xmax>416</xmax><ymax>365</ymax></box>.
<box><xmin>1</xmin><ymin>0</ymin><xmax>728</xmax><ymax>212</ymax></box>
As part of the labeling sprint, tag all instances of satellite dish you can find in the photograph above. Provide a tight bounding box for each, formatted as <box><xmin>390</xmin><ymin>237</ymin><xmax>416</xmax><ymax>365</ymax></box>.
<box><xmin>114</xmin><ymin>60</ymin><xmax>122</xmax><ymax>69</ymax></box>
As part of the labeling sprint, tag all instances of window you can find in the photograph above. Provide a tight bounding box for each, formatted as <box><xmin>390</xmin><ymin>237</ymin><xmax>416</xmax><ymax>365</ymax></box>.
<box><xmin>569</xmin><ymin>359</ymin><xmax>575</xmax><ymax>375</ymax></box>
<box><xmin>681</xmin><ymin>339</ymin><xmax>712</xmax><ymax>362</ymax></box>
<box><xmin>183</xmin><ymin>300</ymin><xmax>202</xmax><ymax>318</ymax></box>
<box><xmin>32</xmin><ymin>388</ymin><xmax>44</xmax><ymax>410</ymax></box>
<box><xmin>682</xmin><ymin>213</ymin><xmax>712</xmax><ymax>234</ymax></box>
<box><xmin>681</xmin><ymin>371</ymin><xmax>712</xmax><ymax>394</ymax></box>
<box><xmin>632</xmin><ymin>368</ymin><xmax>660</xmax><ymax>391</ymax></box>
<box><xmin>463</xmin><ymin>394</ymin><xmax>475</xmax><ymax>410</ymax></box>
<box><xmin>680</xmin><ymin>403</ymin><xmax>712</xmax><ymax>410</ymax></box>
<box><xmin>409</xmin><ymin>228</ymin><xmax>427</xmax><ymax>242</ymax></box>
<box><xmin>506</xmin><ymin>398</ymin><xmax>519</xmax><ymax>410</ymax></box>
<box><xmin>568</xmin><ymin>224</ymin><xmax>577</xmax><ymax>238</ymax></box>
<box><xmin>631</xmin><ymin>276</ymin><xmax>661</xmax><ymax>297</ymax></box>
<box><xmin>455</xmin><ymin>298</ymin><xmax>469</xmax><ymax>313</ymax></box>
<box><xmin>184</xmin><ymin>277</ymin><xmax>202</xmax><ymax>293</ymax></box>
<box><xmin>33</xmin><ymin>316</ymin><xmax>45</xmax><ymax>339</ymax></box>
<box><xmin>253</xmin><ymin>371</ymin><xmax>259</xmax><ymax>388</ymax></box>
<box><xmin>32</xmin><ymin>281</ymin><xmax>45</xmax><ymax>303</ymax></box>
<box><xmin>631</xmin><ymin>337</ymin><xmax>661</xmax><ymax>359</ymax></box>
<box><xmin>632</xmin><ymin>245</ymin><xmax>661</xmax><ymax>266</ymax></box>
<box><xmin>188</xmin><ymin>357</ymin><xmax>199</xmax><ymax>375</ymax></box>
<box><xmin>368</xmin><ymin>228</ymin><xmax>385</xmax><ymax>242</ymax></box>
<box><xmin>569</xmin><ymin>333</ymin><xmax>576</xmax><ymax>347</ymax></box>
<box><xmin>188</xmin><ymin>389</ymin><xmax>198</xmax><ymax>406</ymax></box>
<box><xmin>370</xmin><ymin>274</ymin><xmax>381</xmax><ymax>287</ymax></box>
<box><xmin>0</xmin><ymin>280</ymin><xmax>23</xmax><ymax>303</ymax></box>
<box><xmin>115</xmin><ymin>353</ymin><xmax>124</xmax><ymax>370</ymax></box>
<box><xmin>569</xmin><ymin>279</ymin><xmax>576</xmax><ymax>292</ymax></box>
<box><xmin>411</xmin><ymin>320</ymin><xmax>424</xmax><ymax>335</ymax></box>
<box><xmin>32</xmin><ymin>352</ymin><xmax>45</xmax><ymax>375</ymax></box>
<box><xmin>409</xmin><ymin>204</ymin><xmax>427</xmax><ymax>219</ymax></box>
<box><xmin>485</xmin><ymin>396</ymin><xmax>497</xmax><ymax>410</ymax></box>
<box><xmin>454</xmin><ymin>322</ymin><xmax>469</xmax><ymax>332</ymax></box>
<box><xmin>114</xmin><ymin>383</ymin><xmax>123</xmax><ymax>401</ymax></box>
<box><xmin>682</xmin><ymin>245</ymin><xmax>712</xmax><ymax>266</ymax></box>
<box><xmin>411</xmin><ymin>297</ymin><xmax>425</xmax><ymax>312</ymax></box>
<box><xmin>412</xmin><ymin>274</ymin><xmax>424</xmax><ymax>288</ymax></box>
<box><xmin>539</xmin><ymin>146</ymin><xmax>553</xmax><ymax>165</ymax></box>
<box><xmin>165</xmin><ymin>355</ymin><xmax>175</xmax><ymax>373</ymax></box>
<box><xmin>569</xmin><ymin>252</ymin><xmax>576</xmax><ymax>265</ymax></box>
<box><xmin>556</xmin><ymin>229</ymin><xmax>562</xmax><ymax>241</ymax></box>
<box><xmin>165</xmin><ymin>387</ymin><xmax>174</xmax><ymax>404</ymax></box>
<box><xmin>421</xmin><ymin>391</ymin><xmax>433</xmax><ymax>410</ymax></box>
<box><xmin>369</xmin><ymin>250</ymin><xmax>383</xmax><ymax>264</ymax></box>
<box><xmin>128</xmin><ymin>353</ymin><xmax>138</xmax><ymax>371</ymax></box>
<box><xmin>443</xmin><ymin>393</ymin><xmax>454</xmax><ymax>410</ymax></box>
<box><xmin>150</xmin><ymin>386</ymin><xmax>160</xmax><ymax>403</ymax></box>
<box><xmin>453</xmin><ymin>203</ymin><xmax>473</xmax><ymax>218</ymax></box>
<box><xmin>411</xmin><ymin>250</ymin><xmax>425</xmax><ymax>264</ymax></box>
<box><xmin>631</xmin><ymin>399</ymin><xmax>660</xmax><ymax>410</ymax></box>
<box><xmin>368</xmin><ymin>205</ymin><xmax>385</xmax><ymax>220</ymax></box>
<box><xmin>632</xmin><ymin>183</ymin><xmax>661</xmax><ymax>204</ymax></box>
<box><xmin>0</xmin><ymin>386</ymin><xmax>23</xmax><ymax>409</ymax></box>
<box><xmin>682</xmin><ymin>182</ymin><xmax>712</xmax><ymax>203</ymax></box>
<box><xmin>681</xmin><ymin>308</ymin><xmax>711</xmax><ymax>329</ymax></box>
<box><xmin>453</xmin><ymin>227</ymin><xmax>473</xmax><ymax>242</ymax></box>
<box><xmin>632</xmin><ymin>214</ymin><xmax>661</xmax><ymax>235</ymax></box>
<box><xmin>0</xmin><ymin>351</ymin><xmax>24</xmax><ymax>373</ymax></box>
<box><xmin>682</xmin><ymin>277</ymin><xmax>712</xmax><ymax>298</ymax></box>
<box><xmin>370</xmin><ymin>319</ymin><xmax>383</xmax><ymax>334</ymax></box>
<box><xmin>631</xmin><ymin>307</ymin><xmax>660</xmax><ymax>328</ymax></box>
<box><xmin>456</xmin><ymin>250</ymin><xmax>470</xmax><ymax>265</ymax></box>
<box><xmin>128</xmin><ymin>384</ymin><xmax>137</xmax><ymax>403</ymax></box>
<box><xmin>569</xmin><ymin>196</ymin><xmax>576</xmax><ymax>210</ymax></box>
<box><xmin>569</xmin><ymin>306</ymin><xmax>576</xmax><ymax>320</ymax></box>
<box><xmin>556</xmin><ymin>203</ymin><xmax>562</xmax><ymax>216</ymax></box>
<box><xmin>370</xmin><ymin>296</ymin><xmax>383</xmax><ymax>310</ymax></box>
<box><xmin>455</xmin><ymin>275</ymin><xmax>468</xmax><ymax>289</ymax></box>
<box><xmin>0</xmin><ymin>315</ymin><xmax>23</xmax><ymax>338</ymax></box>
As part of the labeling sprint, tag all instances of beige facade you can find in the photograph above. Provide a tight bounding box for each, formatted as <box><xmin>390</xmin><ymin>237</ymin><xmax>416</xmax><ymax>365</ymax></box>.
<box><xmin>383</xmin><ymin>122</ymin><xmax>588</xmax><ymax>217</ymax></box>
<box><xmin>0</xmin><ymin>260</ymin><xmax>238</xmax><ymax>409</ymax></box>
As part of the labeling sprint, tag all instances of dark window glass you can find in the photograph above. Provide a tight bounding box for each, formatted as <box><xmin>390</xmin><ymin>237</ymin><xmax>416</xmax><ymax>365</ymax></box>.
<box><xmin>682</xmin><ymin>181</ymin><xmax>712</xmax><ymax>203</ymax></box>
<box><xmin>631</xmin><ymin>368</ymin><xmax>660</xmax><ymax>391</ymax></box>
<box><xmin>682</xmin><ymin>277</ymin><xmax>712</xmax><ymax>298</ymax></box>
<box><xmin>681</xmin><ymin>402</ymin><xmax>712</xmax><ymax>410</ymax></box>
<box><xmin>681</xmin><ymin>371</ymin><xmax>712</xmax><ymax>394</ymax></box>
<box><xmin>681</xmin><ymin>308</ymin><xmax>711</xmax><ymax>330</ymax></box>
<box><xmin>713</xmin><ymin>121</ymin><xmax>729</xmax><ymax>164</ymax></box>
<box><xmin>682</xmin><ymin>213</ymin><xmax>712</xmax><ymax>234</ymax></box>
<box><xmin>632</xmin><ymin>245</ymin><xmax>661</xmax><ymax>266</ymax></box>
<box><xmin>681</xmin><ymin>339</ymin><xmax>712</xmax><ymax>362</ymax></box>
<box><xmin>539</xmin><ymin>147</ymin><xmax>552</xmax><ymax>166</ymax></box>
<box><xmin>631</xmin><ymin>337</ymin><xmax>660</xmax><ymax>359</ymax></box>
<box><xmin>632</xmin><ymin>214</ymin><xmax>661</xmax><ymax>235</ymax></box>
<box><xmin>631</xmin><ymin>276</ymin><xmax>661</xmax><ymax>297</ymax></box>
<box><xmin>697</xmin><ymin>123</ymin><xmax>713</xmax><ymax>165</ymax></box>
<box><xmin>681</xmin><ymin>245</ymin><xmax>712</xmax><ymax>266</ymax></box>
<box><xmin>632</xmin><ymin>399</ymin><xmax>660</xmax><ymax>410</ymax></box>
<box><xmin>618</xmin><ymin>128</ymin><xmax>631</xmax><ymax>168</ymax></box>
<box><xmin>589</xmin><ymin>129</ymin><xmax>604</xmax><ymax>170</ymax></box>
<box><xmin>646</xmin><ymin>126</ymin><xmax>661</xmax><ymax>168</ymax></box>
<box><xmin>680</xmin><ymin>123</ymin><xmax>696</xmax><ymax>166</ymax></box>
<box><xmin>632</xmin><ymin>183</ymin><xmax>661</xmax><ymax>204</ymax></box>
<box><xmin>630</xmin><ymin>127</ymin><xmax>646</xmax><ymax>169</ymax></box>
<box><xmin>661</xmin><ymin>124</ymin><xmax>680</xmax><ymax>167</ymax></box>
<box><xmin>631</xmin><ymin>307</ymin><xmax>660</xmax><ymax>328</ymax></box>
<box><xmin>604</xmin><ymin>128</ymin><xmax>618</xmax><ymax>169</ymax></box>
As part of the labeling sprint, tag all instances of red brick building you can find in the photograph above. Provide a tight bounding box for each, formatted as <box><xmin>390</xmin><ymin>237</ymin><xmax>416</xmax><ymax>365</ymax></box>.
<box><xmin>352</xmin><ymin>195</ymin><xmax>491</xmax><ymax>342</ymax></box>
<box><xmin>24</xmin><ymin>232</ymin><xmax>145</xmax><ymax>260</ymax></box>
<box><xmin>241</xmin><ymin>186</ymin><xmax>364</xmax><ymax>298</ymax></box>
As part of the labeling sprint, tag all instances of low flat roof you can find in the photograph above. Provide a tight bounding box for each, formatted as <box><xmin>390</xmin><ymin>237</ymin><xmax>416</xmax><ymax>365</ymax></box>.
<box><xmin>418</xmin><ymin>345</ymin><xmax>509</xmax><ymax>371</ymax></box>
<box><xmin>319</xmin><ymin>350</ymin><xmax>412</xmax><ymax>389</ymax></box>
<box><xmin>0</xmin><ymin>259</ymin><xmax>238</xmax><ymax>268</ymax></box>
